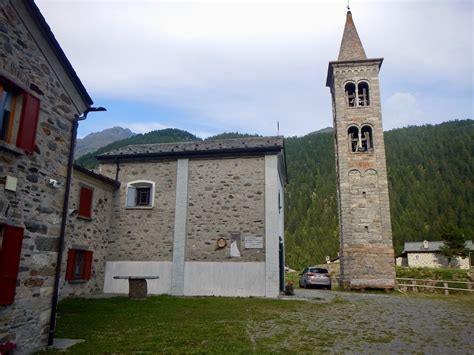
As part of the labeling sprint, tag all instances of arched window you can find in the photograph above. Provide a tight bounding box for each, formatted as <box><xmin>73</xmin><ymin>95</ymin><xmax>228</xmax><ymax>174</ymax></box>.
<box><xmin>126</xmin><ymin>180</ymin><xmax>155</xmax><ymax>208</ymax></box>
<box><xmin>348</xmin><ymin>126</ymin><xmax>359</xmax><ymax>152</ymax></box>
<box><xmin>360</xmin><ymin>125</ymin><xmax>373</xmax><ymax>152</ymax></box>
<box><xmin>345</xmin><ymin>83</ymin><xmax>356</xmax><ymax>107</ymax></box>
<box><xmin>357</xmin><ymin>82</ymin><xmax>370</xmax><ymax>107</ymax></box>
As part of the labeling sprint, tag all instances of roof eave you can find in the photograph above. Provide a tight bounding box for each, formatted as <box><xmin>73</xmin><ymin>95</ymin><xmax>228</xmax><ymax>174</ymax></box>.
<box><xmin>24</xmin><ymin>0</ymin><xmax>93</xmax><ymax>106</ymax></box>
<box><xmin>73</xmin><ymin>164</ymin><xmax>120</xmax><ymax>189</ymax></box>
<box><xmin>96</xmin><ymin>146</ymin><xmax>284</xmax><ymax>162</ymax></box>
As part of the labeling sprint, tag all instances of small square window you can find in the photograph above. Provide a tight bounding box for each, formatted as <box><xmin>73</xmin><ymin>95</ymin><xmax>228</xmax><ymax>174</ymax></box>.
<box><xmin>126</xmin><ymin>180</ymin><xmax>155</xmax><ymax>208</ymax></box>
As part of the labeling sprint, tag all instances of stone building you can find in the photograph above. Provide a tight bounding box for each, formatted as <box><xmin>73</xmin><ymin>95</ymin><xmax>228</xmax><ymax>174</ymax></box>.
<box><xmin>396</xmin><ymin>240</ymin><xmax>474</xmax><ymax>269</ymax></box>
<box><xmin>59</xmin><ymin>165</ymin><xmax>119</xmax><ymax>299</ymax></box>
<box><xmin>96</xmin><ymin>138</ymin><xmax>287</xmax><ymax>298</ymax></box>
<box><xmin>326</xmin><ymin>11</ymin><xmax>396</xmax><ymax>289</ymax></box>
<box><xmin>0</xmin><ymin>0</ymin><xmax>95</xmax><ymax>353</ymax></box>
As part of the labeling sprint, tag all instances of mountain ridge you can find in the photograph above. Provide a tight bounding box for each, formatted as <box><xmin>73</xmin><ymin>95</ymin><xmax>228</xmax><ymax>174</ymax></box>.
<box><xmin>76</xmin><ymin>126</ymin><xmax>135</xmax><ymax>158</ymax></box>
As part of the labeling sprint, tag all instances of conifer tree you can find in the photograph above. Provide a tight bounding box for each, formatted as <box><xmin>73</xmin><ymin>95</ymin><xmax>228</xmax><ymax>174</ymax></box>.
<box><xmin>439</xmin><ymin>224</ymin><xmax>470</xmax><ymax>267</ymax></box>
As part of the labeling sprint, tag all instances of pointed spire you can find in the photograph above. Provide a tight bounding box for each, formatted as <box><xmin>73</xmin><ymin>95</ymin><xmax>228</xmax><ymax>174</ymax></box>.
<box><xmin>337</xmin><ymin>11</ymin><xmax>367</xmax><ymax>61</ymax></box>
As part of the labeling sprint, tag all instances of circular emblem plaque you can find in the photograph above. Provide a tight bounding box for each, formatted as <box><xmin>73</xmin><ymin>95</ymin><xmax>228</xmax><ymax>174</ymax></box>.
<box><xmin>216</xmin><ymin>237</ymin><xmax>227</xmax><ymax>249</ymax></box>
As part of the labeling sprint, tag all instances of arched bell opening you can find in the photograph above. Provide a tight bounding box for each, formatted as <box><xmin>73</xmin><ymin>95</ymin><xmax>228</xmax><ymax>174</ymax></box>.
<box><xmin>360</xmin><ymin>125</ymin><xmax>373</xmax><ymax>152</ymax></box>
<box><xmin>345</xmin><ymin>82</ymin><xmax>356</xmax><ymax>107</ymax></box>
<box><xmin>347</xmin><ymin>126</ymin><xmax>359</xmax><ymax>152</ymax></box>
<box><xmin>357</xmin><ymin>82</ymin><xmax>370</xmax><ymax>107</ymax></box>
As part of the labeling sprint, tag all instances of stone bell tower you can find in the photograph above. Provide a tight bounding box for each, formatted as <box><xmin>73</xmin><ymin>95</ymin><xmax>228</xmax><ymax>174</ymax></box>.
<box><xmin>326</xmin><ymin>10</ymin><xmax>395</xmax><ymax>289</ymax></box>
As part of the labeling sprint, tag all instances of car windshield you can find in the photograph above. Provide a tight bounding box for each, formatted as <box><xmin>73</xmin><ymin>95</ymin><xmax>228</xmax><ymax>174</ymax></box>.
<box><xmin>308</xmin><ymin>268</ymin><xmax>328</xmax><ymax>274</ymax></box>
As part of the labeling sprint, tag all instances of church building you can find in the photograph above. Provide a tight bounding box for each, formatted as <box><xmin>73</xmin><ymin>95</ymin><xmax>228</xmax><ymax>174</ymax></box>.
<box><xmin>95</xmin><ymin>138</ymin><xmax>287</xmax><ymax>298</ymax></box>
<box><xmin>326</xmin><ymin>10</ymin><xmax>396</xmax><ymax>289</ymax></box>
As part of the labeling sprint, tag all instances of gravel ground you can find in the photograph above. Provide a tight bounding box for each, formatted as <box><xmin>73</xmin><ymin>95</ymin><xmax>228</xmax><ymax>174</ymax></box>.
<box><xmin>273</xmin><ymin>289</ymin><xmax>474</xmax><ymax>354</ymax></box>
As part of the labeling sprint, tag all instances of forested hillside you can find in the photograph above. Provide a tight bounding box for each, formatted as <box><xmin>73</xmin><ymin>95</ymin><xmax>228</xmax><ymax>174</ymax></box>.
<box><xmin>75</xmin><ymin>120</ymin><xmax>473</xmax><ymax>269</ymax></box>
<box><xmin>284</xmin><ymin>120</ymin><xmax>474</xmax><ymax>268</ymax></box>
<box><xmin>75</xmin><ymin>128</ymin><xmax>200</xmax><ymax>168</ymax></box>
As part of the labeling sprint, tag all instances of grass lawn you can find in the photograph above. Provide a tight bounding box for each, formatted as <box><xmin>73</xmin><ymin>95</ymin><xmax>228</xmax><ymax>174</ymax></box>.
<box><xmin>43</xmin><ymin>296</ymin><xmax>334</xmax><ymax>353</ymax></box>
<box><xmin>41</xmin><ymin>292</ymin><xmax>474</xmax><ymax>354</ymax></box>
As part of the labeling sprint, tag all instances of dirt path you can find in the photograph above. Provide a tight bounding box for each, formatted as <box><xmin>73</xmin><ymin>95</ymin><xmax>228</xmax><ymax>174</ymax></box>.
<box><xmin>273</xmin><ymin>289</ymin><xmax>474</xmax><ymax>354</ymax></box>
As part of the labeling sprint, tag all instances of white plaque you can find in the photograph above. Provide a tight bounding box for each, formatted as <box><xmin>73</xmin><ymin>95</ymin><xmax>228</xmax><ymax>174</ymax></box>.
<box><xmin>245</xmin><ymin>236</ymin><xmax>263</xmax><ymax>249</ymax></box>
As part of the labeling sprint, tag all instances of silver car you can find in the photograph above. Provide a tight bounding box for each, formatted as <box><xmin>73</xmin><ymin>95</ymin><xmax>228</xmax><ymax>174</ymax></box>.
<box><xmin>299</xmin><ymin>267</ymin><xmax>331</xmax><ymax>289</ymax></box>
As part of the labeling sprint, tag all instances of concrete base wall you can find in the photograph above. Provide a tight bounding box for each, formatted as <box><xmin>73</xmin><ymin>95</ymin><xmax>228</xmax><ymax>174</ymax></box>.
<box><xmin>103</xmin><ymin>261</ymin><xmax>269</xmax><ymax>297</ymax></box>
<box><xmin>183</xmin><ymin>261</ymin><xmax>266</xmax><ymax>297</ymax></box>
<box><xmin>103</xmin><ymin>261</ymin><xmax>172</xmax><ymax>294</ymax></box>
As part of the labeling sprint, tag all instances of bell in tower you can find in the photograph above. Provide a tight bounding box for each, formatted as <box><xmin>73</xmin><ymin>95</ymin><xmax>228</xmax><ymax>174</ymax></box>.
<box><xmin>326</xmin><ymin>10</ymin><xmax>396</xmax><ymax>290</ymax></box>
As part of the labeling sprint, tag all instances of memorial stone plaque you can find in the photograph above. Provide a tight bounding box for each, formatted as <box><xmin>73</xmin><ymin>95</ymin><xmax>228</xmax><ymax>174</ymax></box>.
<box><xmin>244</xmin><ymin>236</ymin><xmax>263</xmax><ymax>249</ymax></box>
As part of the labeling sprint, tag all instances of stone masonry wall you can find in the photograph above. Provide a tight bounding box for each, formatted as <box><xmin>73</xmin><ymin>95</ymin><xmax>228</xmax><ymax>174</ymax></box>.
<box><xmin>407</xmin><ymin>253</ymin><xmax>470</xmax><ymax>270</ymax></box>
<box><xmin>0</xmin><ymin>2</ymin><xmax>87</xmax><ymax>352</ymax></box>
<box><xmin>99</xmin><ymin>161</ymin><xmax>177</xmax><ymax>261</ymax></box>
<box><xmin>59</xmin><ymin>169</ymin><xmax>115</xmax><ymax>298</ymax></box>
<box><xmin>186</xmin><ymin>157</ymin><xmax>265</xmax><ymax>262</ymax></box>
<box><xmin>331</xmin><ymin>61</ymin><xmax>395</xmax><ymax>288</ymax></box>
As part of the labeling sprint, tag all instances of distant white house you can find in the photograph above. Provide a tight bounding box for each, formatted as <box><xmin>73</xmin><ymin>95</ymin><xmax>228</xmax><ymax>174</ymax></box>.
<box><xmin>396</xmin><ymin>240</ymin><xmax>474</xmax><ymax>269</ymax></box>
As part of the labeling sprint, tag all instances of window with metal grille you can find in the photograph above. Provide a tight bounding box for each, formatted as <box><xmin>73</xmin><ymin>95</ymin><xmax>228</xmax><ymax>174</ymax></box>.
<box><xmin>126</xmin><ymin>180</ymin><xmax>155</xmax><ymax>208</ymax></box>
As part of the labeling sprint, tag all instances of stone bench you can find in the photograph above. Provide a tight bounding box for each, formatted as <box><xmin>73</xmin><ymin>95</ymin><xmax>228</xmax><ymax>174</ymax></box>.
<box><xmin>113</xmin><ymin>276</ymin><xmax>160</xmax><ymax>299</ymax></box>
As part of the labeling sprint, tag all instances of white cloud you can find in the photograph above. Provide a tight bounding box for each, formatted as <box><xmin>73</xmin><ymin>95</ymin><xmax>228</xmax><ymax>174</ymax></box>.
<box><xmin>36</xmin><ymin>0</ymin><xmax>472</xmax><ymax>136</ymax></box>
<box><xmin>116</xmin><ymin>122</ymin><xmax>169</xmax><ymax>134</ymax></box>
<box><xmin>384</xmin><ymin>92</ymin><xmax>423</xmax><ymax>130</ymax></box>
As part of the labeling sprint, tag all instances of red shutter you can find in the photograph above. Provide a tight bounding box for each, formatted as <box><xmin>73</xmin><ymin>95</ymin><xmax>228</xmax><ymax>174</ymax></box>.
<box><xmin>78</xmin><ymin>187</ymin><xmax>93</xmax><ymax>218</ymax></box>
<box><xmin>0</xmin><ymin>225</ymin><xmax>24</xmax><ymax>305</ymax></box>
<box><xmin>65</xmin><ymin>249</ymin><xmax>76</xmax><ymax>281</ymax></box>
<box><xmin>83</xmin><ymin>251</ymin><xmax>93</xmax><ymax>280</ymax></box>
<box><xmin>16</xmin><ymin>93</ymin><xmax>40</xmax><ymax>154</ymax></box>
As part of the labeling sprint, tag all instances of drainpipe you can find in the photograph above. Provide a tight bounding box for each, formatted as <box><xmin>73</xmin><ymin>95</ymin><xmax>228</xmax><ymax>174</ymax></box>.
<box><xmin>47</xmin><ymin>107</ymin><xmax>106</xmax><ymax>346</ymax></box>
<box><xmin>115</xmin><ymin>157</ymin><xmax>120</xmax><ymax>181</ymax></box>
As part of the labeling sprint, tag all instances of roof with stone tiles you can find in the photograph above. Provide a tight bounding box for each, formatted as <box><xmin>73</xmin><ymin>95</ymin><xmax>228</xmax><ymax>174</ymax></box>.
<box><xmin>96</xmin><ymin>136</ymin><xmax>285</xmax><ymax>160</ymax></box>
<box><xmin>403</xmin><ymin>240</ymin><xmax>474</xmax><ymax>253</ymax></box>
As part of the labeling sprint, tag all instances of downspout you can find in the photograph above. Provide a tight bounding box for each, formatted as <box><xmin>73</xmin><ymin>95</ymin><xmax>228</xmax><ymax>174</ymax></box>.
<box><xmin>115</xmin><ymin>157</ymin><xmax>120</xmax><ymax>181</ymax></box>
<box><xmin>47</xmin><ymin>106</ymin><xmax>105</xmax><ymax>346</ymax></box>
<box><xmin>47</xmin><ymin>115</ymin><xmax>83</xmax><ymax>346</ymax></box>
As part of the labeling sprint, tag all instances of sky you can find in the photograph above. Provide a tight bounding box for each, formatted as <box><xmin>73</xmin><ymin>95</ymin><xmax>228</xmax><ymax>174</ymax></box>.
<box><xmin>36</xmin><ymin>0</ymin><xmax>473</xmax><ymax>139</ymax></box>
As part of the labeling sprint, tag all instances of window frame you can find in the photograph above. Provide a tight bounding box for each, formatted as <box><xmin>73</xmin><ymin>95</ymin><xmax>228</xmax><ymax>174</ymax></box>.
<box><xmin>125</xmin><ymin>180</ymin><xmax>155</xmax><ymax>209</ymax></box>
<box><xmin>65</xmin><ymin>248</ymin><xmax>93</xmax><ymax>282</ymax></box>
<box><xmin>0</xmin><ymin>75</ymin><xmax>41</xmax><ymax>154</ymax></box>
